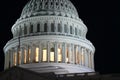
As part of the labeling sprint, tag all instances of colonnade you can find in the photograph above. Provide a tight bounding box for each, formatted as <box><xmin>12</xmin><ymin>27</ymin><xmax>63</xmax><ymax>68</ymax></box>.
<box><xmin>4</xmin><ymin>42</ymin><xmax>94</xmax><ymax>70</ymax></box>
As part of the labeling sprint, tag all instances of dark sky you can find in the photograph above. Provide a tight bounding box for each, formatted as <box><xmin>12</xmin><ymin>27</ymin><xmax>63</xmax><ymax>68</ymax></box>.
<box><xmin>0</xmin><ymin>0</ymin><xmax>120</xmax><ymax>74</ymax></box>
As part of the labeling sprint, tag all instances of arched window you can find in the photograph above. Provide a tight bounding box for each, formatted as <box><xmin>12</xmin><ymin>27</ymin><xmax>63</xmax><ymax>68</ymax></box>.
<box><xmin>37</xmin><ymin>23</ymin><xmax>40</xmax><ymax>32</ymax></box>
<box><xmin>51</xmin><ymin>23</ymin><xmax>55</xmax><ymax>32</ymax></box>
<box><xmin>58</xmin><ymin>23</ymin><xmax>62</xmax><ymax>32</ymax></box>
<box><xmin>70</xmin><ymin>26</ymin><xmax>72</xmax><ymax>34</ymax></box>
<box><xmin>30</xmin><ymin>24</ymin><xmax>33</xmax><ymax>33</ymax></box>
<box><xmin>64</xmin><ymin>24</ymin><xmax>68</xmax><ymax>33</ymax></box>
<box><xmin>44</xmin><ymin>23</ymin><xmax>47</xmax><ymax>32</ymax></box>
<box><xmin>75</xmin><ymin>28</ymin><xmax>77</xmax><ymax>35</ymax></box>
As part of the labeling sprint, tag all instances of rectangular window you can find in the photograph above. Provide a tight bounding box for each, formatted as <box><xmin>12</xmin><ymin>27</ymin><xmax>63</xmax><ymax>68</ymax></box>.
<box><xmin>42</xmin><ymin>48</ymin><xmax>47</xmax><ymax>61</ymax></box>
<box><xmin>35</xmin><ymin>47</ymin><xmax>39</xmax><ymax>62</ymax></box>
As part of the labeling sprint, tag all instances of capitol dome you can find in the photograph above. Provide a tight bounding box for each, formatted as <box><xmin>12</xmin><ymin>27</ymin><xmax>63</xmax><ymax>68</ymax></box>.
<box><xmin>20</xmin><ymin>0</ymin><xmax>79</xmax><ymax>20</ymax></box>
<box><xmin>4</xmin><ymin>0</ymin><xmax>95</xmax><ymax>74</ymax></box>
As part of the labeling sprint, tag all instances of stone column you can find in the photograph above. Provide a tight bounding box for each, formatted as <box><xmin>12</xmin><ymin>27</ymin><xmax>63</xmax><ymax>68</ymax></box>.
<box><xmin>68</xmin><ymin>44</ymin><xmax>71</xmax><ymax>63</ymax></box>
<box><xmin>27</xmin><ymin>23</ymin><xmax>30</xmax><ymax>35</ymax></box>
<box><xmin>25</xmin><ymin>45</ymin><xmax>29</xmax><ymax>63</ymax></box>
<box><xmin>4</xmin><ymin>54</ymin><xmax>6</xmax><ymax>69</ymax></box>
<box><xmin>88</xmin><ymin>50</ymin><xmax>91</xmax><ymax>68</ymax></box>
<box><xmin>31</xmin><ymin>44</ymin><xmax>35</xmax><ymax>62</ymax></box>
<box><xmin>7</xmin><ymin>51</ymin><xmax>10</xmax><ymax>68</ymax></box>
<box><xmin>75</xmin><ymin>46</ymin><xmax>78</xmax><ymax>64</ymax></box>
<box><xmin>15</xmin><ymin>48</ymin><xmax>18</xmax><ymax>66</ymax></box>
<box><xmin>78</xmin><ymin>46</ymin><xmax>81</xmax><ymax>65</ymax></box>
<box><xmin>91</xmin><ymin>53</ymin><xmax>94</xmax><ymax>69</ymax></box>
<box><xmin>72</xmin><ymin>44</ymin><xmax>75</xmax><ymax>64</ymax></box>
<box><xmin>85</xmin><ymin>48</ymin><xmax>89</xmax><ymax>67</ymax></box>
<box><xmin>34</xmin><ymin>23</ymin><xmax>37</xmax><ymax>33</ymax></box>
<box><xmin>21</xmin><ymin>47</ymin><xmax>24</xmax><ymax>64</ymax></box>
<box><xmin>10</xmin><ymin>49</ymin><xmax>13</xmax><ymax>67</ymax></box>
<box><xmin>62</xmin><ymin>22</ymin><xmax>64</xmax><ymax>34</ymax></box>
<box><xmin>39</xmin><ymin>43</ymin><xmax>42</xmax><ymax>63</ymax></box>
<box><xmin>62</xmin><ymin>43</ymin><xmax>66</xmax><ymax>63</ymax></box>
<box><xmin>54</xmin><ymin>42</ymin><xmax>58</xmax><ymax>63</ymax></box>
<box><xmin>47</xmin><ymin>42</ymin><xmax>50</xmax><ymax>62</ymax></box>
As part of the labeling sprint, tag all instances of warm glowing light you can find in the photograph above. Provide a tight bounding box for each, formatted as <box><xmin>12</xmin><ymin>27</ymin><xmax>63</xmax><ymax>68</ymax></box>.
<box><xmin>66</xmin><ymin>58</ymin><xmax>68</xmax><ymax>62</ymax></box>
<box><xmin>24</xmin><ymin>50</ymin><xmax>27</xmax><ymax>63</ymax></box>
<box><xmin>35</xmin><ymin>47</ymin><xmax>39</xmax><ymax>62</ymax></box>
<box><xmin>81</xmin><ymin>49</ymin><xmax>84</xmax><ymax>65</ymax></box>
<box><xmin>50</xmin><ymin>52</ymin><xmax>54</xmax><ymax>61</ymax></box>
<box><xmin>43</xmin><ymin>48</ymin><xmax>47</xmax><ymax>61</ymax></box>
<box><xmin>58</xmin><ymin>48</ymin><xmax>62</xmax><ymax>62</ymax></box>
<box><xmin>18</xmin><ymin>51</ymin><xmax>21</xmax><ymax>64</ymax></box>
<box><xmin>28</xmin><ymin>49</ymin><xmax>31</xmax><ymax>62</ymax></box>
<box><xmin>14</xmin><ymin>52</ymin><xmax>17</xmax><ymax>66</ymax></box>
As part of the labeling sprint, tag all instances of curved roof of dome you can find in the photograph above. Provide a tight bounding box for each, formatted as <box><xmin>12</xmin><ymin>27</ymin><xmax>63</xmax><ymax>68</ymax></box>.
<box><xmin>20</xmin><ymin>0</ymin><xmax>79</xmax><ymax>19</ymax></box>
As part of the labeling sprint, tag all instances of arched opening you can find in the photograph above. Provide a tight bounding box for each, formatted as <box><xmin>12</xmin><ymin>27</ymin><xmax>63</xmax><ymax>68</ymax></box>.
<box><xmin>44</xmin><ymin>23</ymin><xmax>47</xmax><ymax>32</ymax></box>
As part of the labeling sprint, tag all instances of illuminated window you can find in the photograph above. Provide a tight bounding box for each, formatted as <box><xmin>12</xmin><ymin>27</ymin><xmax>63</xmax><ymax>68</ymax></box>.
<box><xmin>18</xmin><ymin>51</ymin><xmax>21</xmax><ymax>64</ymax></box>
<box><xmin>50</xmin><ymin>48</ymin><xmax>54</xmax><ymax>62</ymax></box>
<box><xmin>42</xmin><ymin>48</ymin><xmax>47</xmax><ymax>61</ymax></box>
<box><xmin>24</xmin><ymin>50</ymin><xmax>27</xmax><ymax>63</ymax></box>
<box><xmin>14</xmin><ymin>52</ymin><xmax>17</xmax><ymax>66</ymax></box>
<box><xmin>58</xmin><ymin>48</ymin><xmax>62</xmax><ymax>62</ymax></box>
<box><xmin>28</xmin><ymin>48</ymin><xmax>31</xmax><ymax>62</ymax></box>
<box><xmin>35</xmin><ymin>47</ymin><xmax>39</xmax><ymax>62</ymax></box>
<box><xmin>66</xmin><ymin>47</ymin><xmax>69</xmax><ymax>63</ymax></box>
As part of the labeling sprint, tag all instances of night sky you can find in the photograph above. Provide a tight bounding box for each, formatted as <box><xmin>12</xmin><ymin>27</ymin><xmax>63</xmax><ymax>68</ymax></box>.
<box><xmin>0</xmin><ymin>0</ymin><xmax>120</xmax><ymax>74</ymax></box>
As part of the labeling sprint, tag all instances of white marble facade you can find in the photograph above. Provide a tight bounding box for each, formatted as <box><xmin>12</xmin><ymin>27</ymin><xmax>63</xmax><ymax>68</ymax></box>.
<box><xmin>4</xmin><ymin>0</ymin><xmax>95</xmax><ymax>74</ymax></box>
